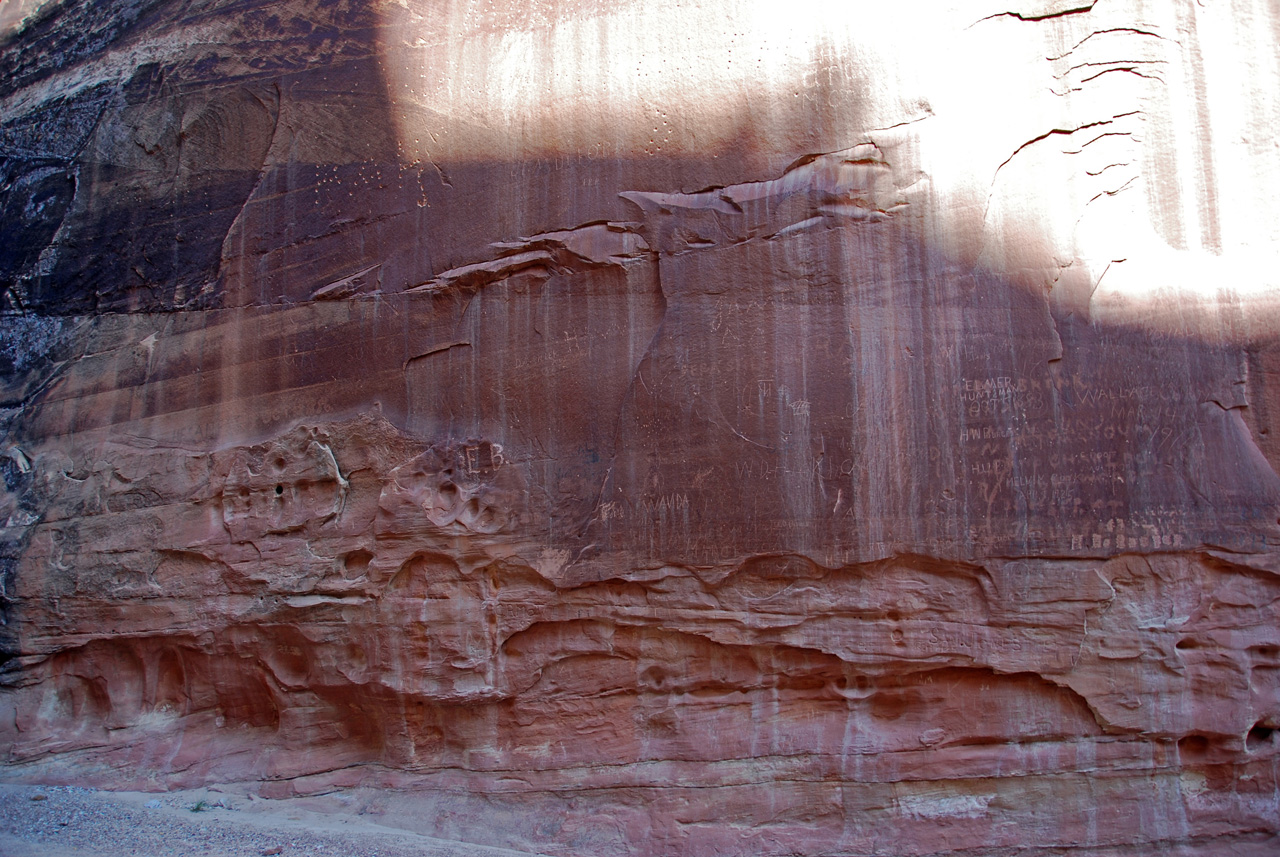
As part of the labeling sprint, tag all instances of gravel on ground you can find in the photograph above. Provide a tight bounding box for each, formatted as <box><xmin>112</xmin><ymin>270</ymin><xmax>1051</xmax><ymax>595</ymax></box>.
<box><xmin>0</xmin><ymin>782</ymin><xmax>544</xmax><ymax>857</ymax></box>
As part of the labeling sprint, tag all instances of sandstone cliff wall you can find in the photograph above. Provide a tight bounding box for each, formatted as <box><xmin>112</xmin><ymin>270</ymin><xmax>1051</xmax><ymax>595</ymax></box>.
<box><xmin>3</xmin><ymin>1</ymin><xmax>1280</xmax><ymax>854</ymax></box>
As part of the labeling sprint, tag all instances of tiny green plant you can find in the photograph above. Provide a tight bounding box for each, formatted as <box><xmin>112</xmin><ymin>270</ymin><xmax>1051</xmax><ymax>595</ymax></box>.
<box><xmin>190</xmin><ymin>800</ymin><xmax>209</xmax><ymax>813</ymax></box>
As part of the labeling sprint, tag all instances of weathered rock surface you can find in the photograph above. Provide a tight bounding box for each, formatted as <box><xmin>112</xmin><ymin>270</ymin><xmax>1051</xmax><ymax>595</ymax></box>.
<box><xmin>3</xmin><ymin>1</ymin><xmax>1280</xmax><ymax>854</ymax></box>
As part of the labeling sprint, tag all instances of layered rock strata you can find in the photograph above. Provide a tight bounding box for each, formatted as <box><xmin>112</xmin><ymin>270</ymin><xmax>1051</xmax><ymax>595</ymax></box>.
<box><xmin>3</xmin><ymin>1</ymin><xmax>1280</xmax><ymax>855</ymax></box>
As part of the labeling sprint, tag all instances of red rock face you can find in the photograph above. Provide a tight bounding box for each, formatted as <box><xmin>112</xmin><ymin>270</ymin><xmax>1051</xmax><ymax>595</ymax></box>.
<box><xmin>3</xmin><ymin>1</ymin><xmax>1280</xmax><ymax>855</ymax></box>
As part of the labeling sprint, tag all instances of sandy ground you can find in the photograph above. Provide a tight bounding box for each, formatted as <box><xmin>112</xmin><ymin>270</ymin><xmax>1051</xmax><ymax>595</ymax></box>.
<box><xmin>0</xmin><ymin>782</ymin><xmax>545</xmax><ymax>857</ymax></box>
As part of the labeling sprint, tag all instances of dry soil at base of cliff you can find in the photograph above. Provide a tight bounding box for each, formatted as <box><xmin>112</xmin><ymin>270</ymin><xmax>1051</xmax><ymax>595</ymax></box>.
<box><xmin>0</xmin><ymin>782</ymin><xmax>542</xmax><ymax>857</ymax></box>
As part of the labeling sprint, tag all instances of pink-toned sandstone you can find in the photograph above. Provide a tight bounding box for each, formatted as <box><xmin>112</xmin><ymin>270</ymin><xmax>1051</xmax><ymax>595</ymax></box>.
<box><xmin>2</xmin><ymin>1</ymin><xmax>1279</xmax><ymax>854</ymax></box>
